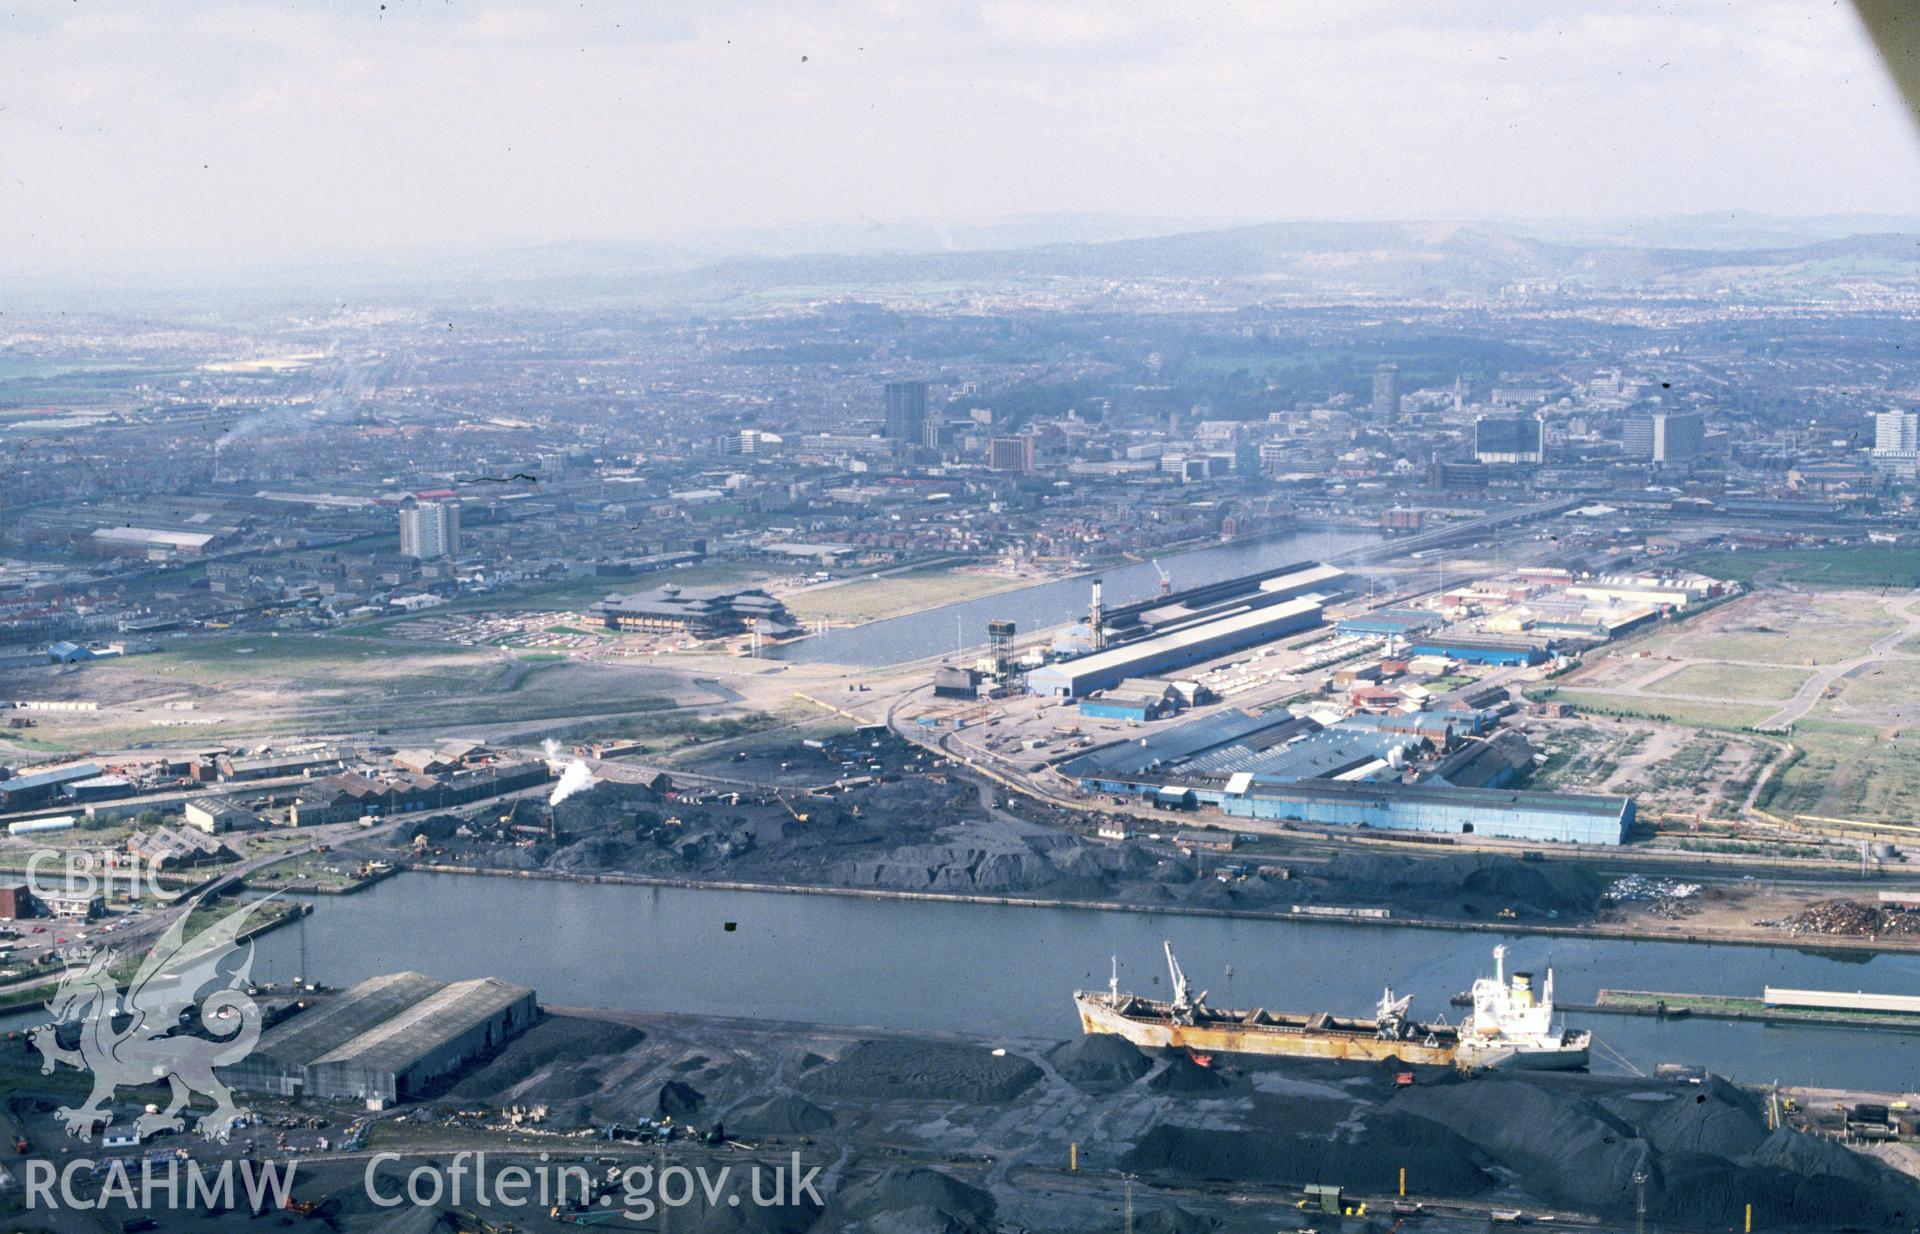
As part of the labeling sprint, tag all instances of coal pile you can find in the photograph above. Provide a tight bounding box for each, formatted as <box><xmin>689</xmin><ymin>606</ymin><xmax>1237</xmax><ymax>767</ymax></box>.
<box><xmin>834</xmin><ymin>1165</ymin><xmax>996</xmax><ymax>1234</ymax></box>
<box><xmin>1387</xmin><ymin>1074</ymin><xmax>1920</xmax><ymax>1230</ymax></box>
<box><xmin>1116</xmin><ymin>882</ymin><xmax>1181</xmax><ymax>905</ymax></box>
<box><xmin>1638</xmin><ymin>1076</ymin><xmax>1769</xmax><ymax>1158</ymax></box>
<box><xmin>658</xmin><ymin>1079</ymin><xmax>707</xmax><ymax>1119</ymax></box>
<box><xmin>1123</xmin><ymin>1110</ymin><xmax>1494</xmax><ymax>1196</ymax></box>
<box><xmin>1306</xmin><ymin>852</ymin><xmax>1607</xmax><ymax>919</ymax></box>
<box><xmin>674</xmin><ymin>1168</ymin><xmax>826</xmax><ymax>1234</ymax></box>
<box><xmin>726</xmin><ymin>1093</ymin><xmax>836</xmax><ymax>1135</ymax></box>
<box><xmin>1135</xmin><ymin>1204</ymin><xmax>1218</xmax><ymax>1234</ymax></box>
<box><xmin>444</xmin><ymin>1017</ymin><xmax>646</xmax><ymax>1120</ymax></box>
<box><xmin>1147</xmin><ymin>1054</ymin><xmax>1231</xmax><ymax>1094</ymax></box>
<box><xmin>799</xmin><ymin>1039</ymin><xmax>1041</xmax><ymax>1103</ymax></box>
<box><xmin>1048</xmin><ymin>1035</ymin><xmax>1153</xmax><ymax>1090</ymax></box>
<box><xmin>1389</xmin><ymin>1076</ymin><xmax>1652</xmax><ymax>1214</ymax></box>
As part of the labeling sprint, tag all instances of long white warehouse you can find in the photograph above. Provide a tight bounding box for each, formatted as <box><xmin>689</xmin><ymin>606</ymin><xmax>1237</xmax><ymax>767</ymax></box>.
<box><xmin>1025</xmin><ymin>597</ymin><xmax>1324</xmax><ymax>698</ymax></box>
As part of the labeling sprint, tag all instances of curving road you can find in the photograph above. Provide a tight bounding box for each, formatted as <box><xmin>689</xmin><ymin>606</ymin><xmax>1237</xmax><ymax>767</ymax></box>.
<box><xmin>1757</xmin><ymin>591</ymin><xmax>1920</xmax><ymax>731</ymax></box>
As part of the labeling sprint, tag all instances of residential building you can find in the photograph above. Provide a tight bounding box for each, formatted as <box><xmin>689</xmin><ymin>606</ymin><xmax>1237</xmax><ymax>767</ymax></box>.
<box><xmin>990</xmin><ymin>436</ymin><xmax>1035</xmax><ymax>473</ymax></box>
<box><xmin>398</xmin><ymin>499</ymin><xmax>461</xmax><ymax>560</ymax></box>
<box><xmin>884</xmin><ymin>380</ymin><xmax>928</xmax><ymax>443</ymax></box>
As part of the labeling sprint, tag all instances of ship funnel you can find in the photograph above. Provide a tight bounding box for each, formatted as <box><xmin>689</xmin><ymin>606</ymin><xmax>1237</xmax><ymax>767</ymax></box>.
<box><xmin>1512</xmin><ymin>971</ymin><xmax>1534</xmax><ymax>1007</ymax></box>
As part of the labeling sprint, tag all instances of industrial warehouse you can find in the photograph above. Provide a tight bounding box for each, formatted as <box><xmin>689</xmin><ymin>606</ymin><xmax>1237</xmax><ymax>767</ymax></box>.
<box><xmin>225</xmin><ymin>972</ymin><xmax>538</xmax><ymax>1108</ymax></box>
<box><xmin>911</xmin><ymin>559</ymin><xmax>1735</xmax><ymax>848</ymax></box>
<box><xmin>1023</xmin><ymin>561</ymin><xmax>1348</xmax><ymax>697</ymax></box>
<box><xmin>1061</xmin><ymin>705</ymin><xmax>1632</xmax><ymax>845</ymax></box>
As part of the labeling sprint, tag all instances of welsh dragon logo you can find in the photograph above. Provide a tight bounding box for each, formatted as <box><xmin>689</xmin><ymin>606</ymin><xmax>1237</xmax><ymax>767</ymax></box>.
<box><xmin>29</xmin><ymin>894</ymin><xmax>275</xmax><ymax>1143</ymax></box>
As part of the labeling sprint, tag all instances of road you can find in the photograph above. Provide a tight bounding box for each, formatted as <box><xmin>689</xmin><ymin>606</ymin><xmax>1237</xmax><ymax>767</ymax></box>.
<box><xmin>0</xmin><ymin>816</ymin><xmax>414</xmax><ymax>1003</ymax></box>
<box><xmin>1758</xmin><ymin>590</ymin><xmax>1920</xmax><ymax>731</ymax></box>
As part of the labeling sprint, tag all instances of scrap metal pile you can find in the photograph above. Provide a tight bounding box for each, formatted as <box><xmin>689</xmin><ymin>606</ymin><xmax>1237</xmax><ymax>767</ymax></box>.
<box><xmin>1601</xmin><ymin>874</ymin><xmax>1701</xmax><ymax>920</ymax></box>
<box><xmin>1763</xmin><ymin>899</ymin><xmax>1920</xmax><ymax>939</ymax></box>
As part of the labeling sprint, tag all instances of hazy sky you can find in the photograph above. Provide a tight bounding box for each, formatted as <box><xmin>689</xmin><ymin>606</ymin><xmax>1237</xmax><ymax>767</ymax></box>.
<box><xmin>6</xmin><ymin>1</ymin><xmax>1919</xmax><ymax>273</ymax></box>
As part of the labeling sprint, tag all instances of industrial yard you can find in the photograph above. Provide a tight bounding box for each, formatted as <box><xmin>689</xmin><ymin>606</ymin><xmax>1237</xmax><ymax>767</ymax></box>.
<box><xmin>8</xmin><ymin>1001</ymin><xmax>1920</xmax><ymax>1233</ymax></box>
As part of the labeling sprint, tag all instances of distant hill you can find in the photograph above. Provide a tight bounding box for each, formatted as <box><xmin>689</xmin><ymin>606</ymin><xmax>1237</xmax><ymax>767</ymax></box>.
<box><xmin>635</xmin><ymin>220</ymin><xmax>1920</xmax><ymax>298</ymax></box>
<box><xmin>28</xmin><ymin>215</ymin><xmax>1920</xmax><ymax>309</ymax></box>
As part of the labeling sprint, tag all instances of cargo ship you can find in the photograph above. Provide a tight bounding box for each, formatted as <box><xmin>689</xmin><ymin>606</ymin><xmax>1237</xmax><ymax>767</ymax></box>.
<box><xmin>1075</xmin><ymin>942</ymin><xmax>1590</xmax><ymax>1072</ymax></box>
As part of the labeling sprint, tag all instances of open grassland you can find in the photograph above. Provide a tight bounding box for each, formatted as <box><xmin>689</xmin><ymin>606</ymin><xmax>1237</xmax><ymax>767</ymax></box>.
<box><xmin>1536</xmin><ymin>689</ymin><xmax>1777</xmax><ymax>731</ymax></box>
<box><xmin>1664</xmin><ymin>594</ymin><xmax>1900</xmax><ymax>665</ymax></box>
<box><xmin>1642</xmin><ymin>662</ymin><xmax>1814</xmax><ymax>703</ymax></box>
<box><xmin>98</xmin><ymin>633</ymin><xmax>481</xmax><ymax>681</ymax></box>
<box><xmin>1809</xmin><ymin>661</ymin><xmax>1920</xmax><ymax>725</ymax></box>
<box><xmin>1673</xmin><ymin>545</ymin><xmax>1920</xmax><ymax>589</ymax></box>
<box><xmin>1758</xmin><ymin>722</ymin><xmax>1920</xmax><ymax>825</ymax></box>
<box><xmin>11</xmin><ymin>636</ymin><xmax>724</xmax><ymax>754</ymax></box>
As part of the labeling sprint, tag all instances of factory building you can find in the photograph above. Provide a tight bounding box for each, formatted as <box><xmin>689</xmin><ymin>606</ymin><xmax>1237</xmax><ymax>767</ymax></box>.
<box><xmin>0</xmin><ymin>763</ymin><xmax>103</xmax><ymax>810</ymax></box>
<box><xmin>1026</xmin><ymin>598</ymin><xmax>1324</xmax><ymax>698</ymax></box>
<box><xmin>933</xmin><ymin>666</ymin><xmax>983</xmax><ymax>700</ymax></box>
<box><xmin>226</xmin><ymin>971</ymin><xmax>537</xmax><ymax>1108</ymax></box>
<box><xmin>62</xmin><ymin>774</ymin><xmax>133</xmax><ymax>804</ymax></box>
<box><xmin>1218</xmin><ymin>780</ymin><xmax>1632</xmax><ymax>845</ymax></box>
<box><xmin>87</xmin><ymin>527</ymin><xmax>216</xmax><ymax>559</ymax></box>
<box><xmin>1061</xmin><ymin>707</ymin><xmax>1321</xmax><ymax>783</ymax></box>
<box><xmin>1077</xmin><ymin>678</ymin><xmax>1182</xmax><ymax>722</ymax></box>
<box><xmin>1335</xmin><ymin>609</ymin><xmax>1443</xmax><ymax>639</ymax></box>
<box><xmin>1404</xmin><ymin>634</ymin><xmax>1548</xmax><ymax>666</ymax></box>
<box><xmin>126</xmin><ymin>826</ymin><xmax>235</xmax><ymax>869</ymax></box>
<box><xmin>1105</xmin><ymin>563</ymin><xmax>1347</xmax><ymax>637</ymax></box>
<box><xmin>1063</xmin><ymin>704</ymin><xmax>1625</xmax><ymax>844</ymax></box>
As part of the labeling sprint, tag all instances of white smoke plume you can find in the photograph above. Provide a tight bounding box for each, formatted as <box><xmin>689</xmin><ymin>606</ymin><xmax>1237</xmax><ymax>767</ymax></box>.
<box><xmin>542</xmin><ymin>738</ymin><xmax>562</xmax><ymax>763</ymax></box>
<box><xmin>550</xmin><ymin>759</ymin><xmax>597</xmax><ymax>808</ymax></box>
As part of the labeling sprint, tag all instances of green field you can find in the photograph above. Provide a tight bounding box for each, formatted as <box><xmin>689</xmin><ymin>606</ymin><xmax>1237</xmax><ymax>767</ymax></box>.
<box><xmin>1643</xmin><ymin>663</ymin><xmax>1812</xmax><ymax>703</ymax></box>
<box><xmin>1674</xmin><ymin>546</ymin><xmax>1920</xmax><ymax>589</ymax></box>
<box><xmin>96</xmin><ymin>635</ymin><xmax>485</xmax><ymax>686</ymax></box>
<box><xmin>1758</xmin><ymin>722</ymin><xmax>1920</xmax><ymax>824</ymax></box>
<box><xmin>1540</xmin><ymin>688</ymin><xmax>1776</xmax><ymax>731</ymax></box>
<box><xmin>1670</xmin><ymin>611</ymin><xmax>1899</xmax><ymax>667</ymax></box>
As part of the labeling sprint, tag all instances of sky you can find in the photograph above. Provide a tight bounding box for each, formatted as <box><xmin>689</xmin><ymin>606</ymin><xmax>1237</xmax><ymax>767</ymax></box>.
<box><xmin>5</xmin><ymin>0</ymin><xmax>1920</xmax><ymax>275</ymax></box>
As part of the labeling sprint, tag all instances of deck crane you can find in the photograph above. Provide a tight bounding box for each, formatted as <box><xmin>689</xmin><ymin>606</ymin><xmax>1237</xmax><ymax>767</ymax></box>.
<box><xmin>1151</xmin><ymin>559</ymin><xmax>1172</xmax><ymax>596</ymax></box>
<box><xmin>1164</xmin><ymin>941</ymin><xmax>1207</xmax><ymax>1023</ymax></box>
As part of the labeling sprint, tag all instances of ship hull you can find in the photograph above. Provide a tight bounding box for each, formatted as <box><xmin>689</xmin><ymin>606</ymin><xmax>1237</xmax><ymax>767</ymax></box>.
<box><xmin>1459</xmin><ymin>1037</ymin><xmax>1591</xmax><ymax>1072</ymax></box>
<box><xmin>1076</xmin><ymin>993</ymin><xmax>1460</xmax><ymax>1066</ymax></box>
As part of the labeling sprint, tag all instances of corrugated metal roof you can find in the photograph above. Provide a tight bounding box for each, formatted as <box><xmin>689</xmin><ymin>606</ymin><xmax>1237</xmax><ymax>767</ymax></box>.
<box><xmin>1031</xmin><ymin>598</ymin><xmax>1322</xmax><ymax>691</ymax></box>
<box><xmin>0</xmin><ymin>763</ymin><xmax>103</xmax><ymax>793</ymax></box>
<box><xmin>253</xmin><ymin>972</ymin><xmax>448</xmax><ymax>1068</ymax></box>
<box><xmin>310</xmin><ymin>977</ymin><xmax>532</xmax><ymax>1074</ymax></box>
<box><xmin>1193</xmin><ymin>730</ymin><xmax>1414</xmax><ymax>779</ymax></box>
<box><xmin>1242</xmin><ymin>778</ymin><xmax>1629</xmax><ymax>819</ymax></box>
<box><xmin>1060</xmin><ymin>707</ymin><xmax>1311</xmax><ymax>778</ymax></box>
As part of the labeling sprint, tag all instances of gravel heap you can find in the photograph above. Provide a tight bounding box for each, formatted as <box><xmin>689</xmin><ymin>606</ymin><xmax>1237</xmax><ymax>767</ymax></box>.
<box><xmin>834</xmin><ymin>1165</ymin><xmax>997</xmax><ymax>1234</ymax></box>
<box><xmin>1388</xmin><ymin>1074</ymin><xmax>1920</xmax><ymax>1229</ymax></box>
<box><xmin>799</xmin><ymin>1039</ymin><xmax>1042</xmax><ymax>1104</ymax></box>
<box><xmin>1146</xmin><ymin>1054</ymin><xmax>1232</xmax><ymax>1094</ymax></box>
<box><xmin>1048</xmin><ymin>1035</ymin><xmax>1154</xmax><ymax>1090</ymax></box>
<box><xmin>657</xmin><ymin>1079</ymin><xmax>706</xmax><ymax>1119</ymax></box>
<box><xmin>1307</xmin><ymin>852</ymin><xmax>1608</xmax><ymax>918</ymax></box>
<box><xmin>725</xmin><ymin>1093</ymin><xmax>836</xmax><ymax>1135</ymax></box>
